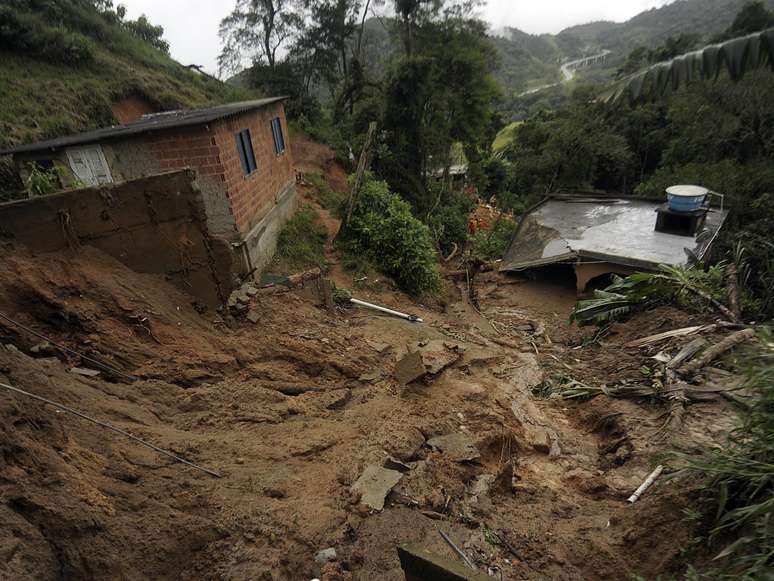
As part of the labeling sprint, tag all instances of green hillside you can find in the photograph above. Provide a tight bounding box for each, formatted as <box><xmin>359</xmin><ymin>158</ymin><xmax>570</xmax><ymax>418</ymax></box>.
<box><xmin>0</xmin><ymin>0</ymin><xmax>250</xmax><ymax>149</ymax></box>
<box><xmin>493</xmin><ymin>0</ymin><xmax>774</xmax><ymax>121</ymax></box>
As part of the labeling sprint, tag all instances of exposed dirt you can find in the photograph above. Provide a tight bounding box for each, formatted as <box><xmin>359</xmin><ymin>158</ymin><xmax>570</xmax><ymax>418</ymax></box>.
<box><xmin>0</xmin><ymin>139</ymin><xmax>743</xmax><ymax>580</ymax></box>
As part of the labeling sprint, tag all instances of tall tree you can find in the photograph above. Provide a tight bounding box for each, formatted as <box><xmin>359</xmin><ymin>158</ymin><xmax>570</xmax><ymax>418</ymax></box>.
<box><xmin>218</xmin><ymin>0</ymin><xmax>303</xmax><ymax>76</ymax></box>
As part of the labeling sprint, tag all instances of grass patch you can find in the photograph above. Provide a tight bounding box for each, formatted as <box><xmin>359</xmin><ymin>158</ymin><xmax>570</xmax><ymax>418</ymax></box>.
<box><xmin>0</xmin><ymin>2</ymin><xmax>251</xmax><ymax>149</ymax></box>
<box><xmin>306</xmin><ymin>172</ymin><xmax>345</xmax><ymax>212</ymax></box>
<box><xmin>492</xmin><ymin>121</ymin><xmax>523</xmax><ymax>153</ymax></box>
<box><xmin>271</xmin><ymin>205</ymin><xmax>328</xmax><ymax>274</ymax></box>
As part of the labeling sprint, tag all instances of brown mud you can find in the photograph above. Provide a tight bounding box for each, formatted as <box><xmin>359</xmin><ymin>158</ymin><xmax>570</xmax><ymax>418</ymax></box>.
<box><xmin>0</xmin><ymin>135</ymin><xmax>740</xmax><ymax>580</ymax></box>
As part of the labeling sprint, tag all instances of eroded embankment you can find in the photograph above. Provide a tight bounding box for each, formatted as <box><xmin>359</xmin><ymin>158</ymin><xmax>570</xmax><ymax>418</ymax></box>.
<box><xmin>0</xmin><ymin>244</ymin><xmax>734</xmax><ymax>579</ymax></box>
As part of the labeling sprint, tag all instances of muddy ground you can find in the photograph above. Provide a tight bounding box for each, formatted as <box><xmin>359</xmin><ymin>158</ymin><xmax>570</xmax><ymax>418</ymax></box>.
<box><xmin>0</xmin><ymin>137</ymin><xmax>743</xmax><ymax>580</ymax></box>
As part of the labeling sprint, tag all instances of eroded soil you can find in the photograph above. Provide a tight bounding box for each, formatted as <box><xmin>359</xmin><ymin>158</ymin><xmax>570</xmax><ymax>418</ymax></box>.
<box><xmin>0</xmin><ymin>137</ymin><xmax>740</xmax><ymax>580</ymax></box>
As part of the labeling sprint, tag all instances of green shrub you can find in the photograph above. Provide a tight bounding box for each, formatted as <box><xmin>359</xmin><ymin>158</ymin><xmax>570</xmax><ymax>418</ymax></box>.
<box><xmin>0</xmin><ymin>8</ymin><xmax>95</xmax><ymax>65</ymax></box>
<box><xmin>23</xmin><ymin>162</ymin><xmax>66</xmax><ymax>196</ymax></box>
<box><xmin>342</xmin><ymin>176</ymin><xmax>440</xmax><ymax>296</ymax></box>
<box><xmin>272</xmin><ymin>205</ymin><xmax>328</xmax><ymax>274</ymax></box>
<box><xmin>470</xmin><ymin>215</ymin><xmax>518</xmax><ymax>261</ymax></box>
<box><xmin>426</xmin><ymin>191</ymin><xmax>474</xmax><ymax>255</ymax></box>
<box><xmin>674</xmin><ymin>332</ymin><xmax>773</xmax><ymax>579</ymax></box>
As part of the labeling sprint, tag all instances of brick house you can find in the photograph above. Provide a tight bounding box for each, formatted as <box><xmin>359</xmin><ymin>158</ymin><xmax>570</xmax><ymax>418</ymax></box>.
<box><xmin>1</xmin><ymin>98</ymin><xmax>296</xmax><ymax>281</ymax></box>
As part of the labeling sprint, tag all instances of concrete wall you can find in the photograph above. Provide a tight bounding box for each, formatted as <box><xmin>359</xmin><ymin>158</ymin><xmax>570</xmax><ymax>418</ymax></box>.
<box><xmin>0</xmin><ymin>170</ymin><xmax>234</xmax><ymax>307</ymax></box>
<box><xmin>11</xmin><ymin>101</ymin><xmax>297</xmax><ymax>280</ymax></box>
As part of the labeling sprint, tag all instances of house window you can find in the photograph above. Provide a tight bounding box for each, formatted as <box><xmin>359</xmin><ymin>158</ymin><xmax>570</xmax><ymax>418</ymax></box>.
<box><xmin>235</xmin><ymin>129</ymin><xmax>257</xmax><ymax>175</ymax></box>
<box><xmin>271</xmin><ymin>118</ymin><xmax>285</xmax><ymax>156</ymax></box>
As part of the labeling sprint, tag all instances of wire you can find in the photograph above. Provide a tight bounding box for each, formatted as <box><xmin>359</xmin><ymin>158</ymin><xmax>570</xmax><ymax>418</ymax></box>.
<box><xmin>0</xmin><ymin>380</ymin><xmax>221</xmax><ymax>479</ymax></box>
<box><xmin>0</xmin><ymin>311</ymin><xmax>136</xmax><ymax>382</ymax></box>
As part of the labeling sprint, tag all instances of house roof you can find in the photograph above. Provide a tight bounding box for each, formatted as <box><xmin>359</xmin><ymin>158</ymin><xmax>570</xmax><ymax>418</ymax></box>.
<box><xmin>0</xmin><ymin>97</ymin><xmax>286</xmax><ymax>156</ymax></box>
<box><xmin>500</xmin><ymin>195</ymin><xmax>729</xmax><ymax>272</ymax></box>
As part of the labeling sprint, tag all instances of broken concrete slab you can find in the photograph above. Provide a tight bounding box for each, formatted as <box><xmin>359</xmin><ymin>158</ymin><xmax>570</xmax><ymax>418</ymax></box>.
<box><xmin>69</xmin><ymin>367</ymin><xmax>101</xmax><ymax>377</ymax></box>
<box><xmin>394</xmin><ymin>351</ymin><xmax>426</xmax><ymax>385</ymax></box>
<box><xmin>246</xmin><ymin>309</ymin><xmax>260</xmax><ymax>324</ymax></box>
<box><xmin>427</xmin><ymin>433</ymin><xmax>480</xmax><ymax>463</ymax></box>
<box><xmin>351</xmin><ymin>465</ymin><xmax>403</xmax><ymax>511</ymax></box>
<box><xmin>398</xmin><ymin>543</ymin><xmax>491</xmax><ymax>581</ymax></box>
<box><xmin>384</xmin><ymin>456</ymin><xmax>414</xmax><ymax>473</ymax></box>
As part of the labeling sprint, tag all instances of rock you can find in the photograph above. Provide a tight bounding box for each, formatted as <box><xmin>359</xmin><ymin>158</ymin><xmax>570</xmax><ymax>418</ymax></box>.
<box><xmin>418</xmin><ymin>340</ymin><xmax>463</xmax><ymax>375</ymax></box>
<box><xmin>468</xmin><ymin>473</ymin><xmax>495</xmax><ymax>498</ymax></box>
<box><xmin>246</xmin><ymin>310</ymin><xmax>260</xmax><ymax>324</ymax></box>
<box><xmin>358</xmin><ymin>371</ymin><xmax>381</xmax><ymax>383</ymax></box>
<box><xmin>235</xmin><ymin>457</ymin><xmax>245</xmax><ymax>465</ymax></box>
<box><xmin>367</xmin><ymin>340</ymin><xmax>391</xmax><ymax>353</ymax></box>
<box><xmin>68</xmin><ymin>367</ymin><xmax>101</xmax><ymax>377</ymax></box>
<box><xmin>314</xmin><ymin>548</ymin><xmax>337</xmax><ymax>564</ymax></box>
<box><xmin>394</xmin><ymin>351</ymin><xmax>426</xmax><ymax>385</ymax></box>
<box><xmin>245</xmin><ymin>284</ymin><xmax>259</xmax><ymax>297</ymax></box>
<box><xmin>525</xmin><ymin>426</ymin><xmax>552</xmax><ymax>454</ymax></box>
<box><xmin>321</xmin><ymin>388</ymin><xmax>352</xmax><ymax>410</ymax></box>
<box><xmin>427</xmin><ymin>433</ymin><xmax>480</xmax><ymax>463</ymax></box>
<box><xmin>384</xmin><ymin>427</ymin><xmax>425</xmax><ymax>462</ymax></box>
<box><xmin>350</xmin><ymin>465</ymin><xmax>403</xmax><ymax>510</ymax></box>
<box><xmin>562</xmin><ymin>468</ymin><xmax>609</xmax><ymax>498</ymax></box>
<box><xmin>30</xmin><ymin>341</ymin><xmax>55</xmax><ymax>356</ymax></box>
<box><xmin>384</xmin><ymin>456</ymin><xmax>414</xmax><ymax>472</ymax></box>
<box><xmin>235</xmin><ymin>289</ymin><xmax>251</xmax><ymax>304</ymax></box>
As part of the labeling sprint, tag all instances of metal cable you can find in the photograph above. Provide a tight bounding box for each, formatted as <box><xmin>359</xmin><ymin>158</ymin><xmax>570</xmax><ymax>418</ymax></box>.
<box><xmin>0</xmin><ymin>380</ymin><xmax>221</xmax><ymax>479</ymax></box>
<box><xmin>0</xmin><ymin>311</ymin><xmax>136</xmax><ymax>382</ymax></box>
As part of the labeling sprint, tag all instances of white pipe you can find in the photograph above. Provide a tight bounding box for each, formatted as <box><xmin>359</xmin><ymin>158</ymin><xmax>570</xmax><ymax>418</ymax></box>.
<box><xmin>349</xmin><ymin>298</ymin><xmax>423</xmax><ymax>323</ymax></box>
<box><xmin>627</xmin><ymin>465</ymin><xmax>663</xmax><ymax>503</ymax></box>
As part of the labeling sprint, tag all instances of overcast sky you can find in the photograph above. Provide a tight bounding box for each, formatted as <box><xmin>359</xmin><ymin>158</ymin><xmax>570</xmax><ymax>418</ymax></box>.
<box><xmin>120</xmin><ymin>0</ymin><xmax>675</xmax><ymax>75</ymax></box>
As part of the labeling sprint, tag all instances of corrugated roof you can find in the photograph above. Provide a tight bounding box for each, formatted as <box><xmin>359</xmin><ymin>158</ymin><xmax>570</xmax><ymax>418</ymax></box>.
<box><xmin>0</xmin><ymin>97</ymin><xmax>286</xmax><ymax>155</ymax></box>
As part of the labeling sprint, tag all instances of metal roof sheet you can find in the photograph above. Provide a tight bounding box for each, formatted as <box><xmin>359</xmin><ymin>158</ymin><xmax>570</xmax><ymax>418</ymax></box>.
<box><xmin>0</xmin><ymin>97</ymin><xmax>286</xmax><ymax>155</ymax></box>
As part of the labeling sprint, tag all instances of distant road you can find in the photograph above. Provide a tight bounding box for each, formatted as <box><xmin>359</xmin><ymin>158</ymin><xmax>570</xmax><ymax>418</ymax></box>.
<box><xmin>518</xmin><ymin>50</ymin><xmax>612</xmax><ymax>97</ymax></box>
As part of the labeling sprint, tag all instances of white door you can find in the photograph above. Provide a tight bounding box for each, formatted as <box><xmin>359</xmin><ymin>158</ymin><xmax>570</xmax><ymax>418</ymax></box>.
<box><xmin>66</xmin><ymin>145</ymin><xmax>113</xmax><ymax>187</ymax></box>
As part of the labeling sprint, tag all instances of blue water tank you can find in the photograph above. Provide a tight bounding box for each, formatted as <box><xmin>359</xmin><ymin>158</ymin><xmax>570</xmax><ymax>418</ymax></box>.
<box><xmin>666</xmin><ymin>185</ymin><xmax>709</xmax><ymax>212</ymax></box>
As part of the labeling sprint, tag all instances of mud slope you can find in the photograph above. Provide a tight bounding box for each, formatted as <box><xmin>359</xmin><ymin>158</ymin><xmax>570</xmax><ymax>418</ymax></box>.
<box><xmin>0</xmin><ymin>235</ymin><xmax>738</xmax><ymax>577</ymax></box>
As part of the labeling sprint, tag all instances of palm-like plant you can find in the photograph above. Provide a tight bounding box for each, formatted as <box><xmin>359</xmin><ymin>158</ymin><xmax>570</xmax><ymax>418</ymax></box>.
<box><xmin>606</xmin><ymin>27</ymin><xmax>774</xmax><ymax>104</ymax></box>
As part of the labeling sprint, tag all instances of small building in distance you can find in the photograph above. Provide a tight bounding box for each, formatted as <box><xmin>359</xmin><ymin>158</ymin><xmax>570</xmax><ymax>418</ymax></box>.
<box><xmin>0</xmin><ymin>97</ymin><xmax>296</xmax><ymax>279</ymax></box>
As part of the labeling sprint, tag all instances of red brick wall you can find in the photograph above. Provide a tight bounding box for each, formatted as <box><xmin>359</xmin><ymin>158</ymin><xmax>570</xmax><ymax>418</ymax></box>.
<box><xmin>211</xmin><ymin>103</ymin><xmax>295</xmax><ymax>234</ymax></box>
<box><xmin>103</xmin><ymin>102</ymin><xmax>293</xmax><ymax>236</ymax></box>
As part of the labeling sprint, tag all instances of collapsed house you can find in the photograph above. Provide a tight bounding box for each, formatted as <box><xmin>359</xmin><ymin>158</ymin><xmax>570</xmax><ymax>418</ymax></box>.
<box><xmin>0</xmin><ymin>98</ymin><xmax>296</xmax><ymax>307</ymax></box>
<box><xmin>501</xmin><ymin>192</ymin><xmax>729</xmax><ymax>292</ymax></box>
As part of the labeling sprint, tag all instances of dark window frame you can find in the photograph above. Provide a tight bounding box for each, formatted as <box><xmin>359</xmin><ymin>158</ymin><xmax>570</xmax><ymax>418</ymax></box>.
<box><xmin>235</xmin><ymin>128</ymin><xmax>257</xmax><ymax>176</ymax></box>
<box><xmin>270</xmin><ymin>117</ymin><xmax>286</xmax><ymax>156</ymax></box>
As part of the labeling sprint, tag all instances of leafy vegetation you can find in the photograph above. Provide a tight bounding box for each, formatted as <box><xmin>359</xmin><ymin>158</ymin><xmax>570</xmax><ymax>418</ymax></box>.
<box><xmin>306</xmin><ymin>171</ymin><xmax>346</xmax><ymax>212</ymax></box>
<box><xmin>570</xmin><ymin>265</ymin><xmax>730</xmax><ymax>325</ymax></box>
<box><xmin>469</xmin><ymin>215</ymin><xmax>517</xmax><ymax>262</ymax></box>
<box><xmin>272</xmin><ymin>205</ymin><xmax>329</xmax><ymax>273</ymax></box>
<box><xmin>340</xmin><ymin>175</ymin><xmax>440</xmax><ymax>296</ymax></box>
<box><xmin>674</xmin><ymin>332</ymin><xmax>773</xmax><ymax>579</ymax></box>
<box><xmin>0</xmin><ymin>0</ymin><xmax>249</xmax><ymax>149</ymax></box>
<box><xmin>23</xmin><ymin>163</ymin><xmax>69</xmax><ymax>197</ymax></box>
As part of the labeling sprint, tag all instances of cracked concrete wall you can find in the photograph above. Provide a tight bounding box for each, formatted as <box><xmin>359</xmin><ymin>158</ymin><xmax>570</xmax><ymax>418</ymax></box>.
<box><xmin>0</xmin><ymin>170</ymin><xmax>233</xmax><ymax>308</ymax></box>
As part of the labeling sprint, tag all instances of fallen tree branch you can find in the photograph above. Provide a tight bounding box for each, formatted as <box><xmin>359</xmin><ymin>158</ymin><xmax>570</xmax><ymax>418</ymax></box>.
<box><xmin>678</xmin><ymin>329</ymin><xmax>756</xmax><ymax>376</ymax></box>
